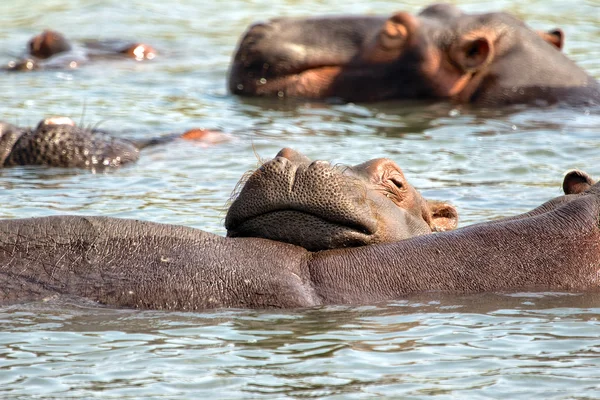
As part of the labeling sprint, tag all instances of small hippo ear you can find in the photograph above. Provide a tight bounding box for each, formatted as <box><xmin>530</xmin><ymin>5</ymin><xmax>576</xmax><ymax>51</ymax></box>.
<box><xmin>563</xmin><ymin>170</ymin><xmax>595</xmax><ymax>194</ymax></box>
<box><xmin>538</xmin><ymin>29</ymin><xmax>564</xmax><ymax>50</ymax></box>
<box><xmin>428</xmin><ymin>201</ymin><xmax>459</xmax><ymax>232</ymax></box>
<box><xmin>378</xmin><ymin>12</ymin><xmax>414</xmax><ymax>51</ymax></box>
<box><xmin>451</xmin><ymin>36</ymin><xmax>493</xmax><ymax>73</ymax></box>
<box><xmin>361</xmin><ymin>11</ymin><xmax>417</xmax><ymax>63</ymax></box>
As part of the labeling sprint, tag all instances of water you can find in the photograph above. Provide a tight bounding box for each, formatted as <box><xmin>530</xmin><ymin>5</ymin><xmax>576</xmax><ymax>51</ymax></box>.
<box><xmin>1</xmin><ymin>0</ymin><xmax>600</xmax><ymax>398</ymax></box>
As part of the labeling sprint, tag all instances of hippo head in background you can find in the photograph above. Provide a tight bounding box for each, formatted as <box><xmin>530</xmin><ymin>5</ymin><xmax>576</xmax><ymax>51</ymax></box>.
<box><xmin>28</xmin><ymin>30</ymin><xmax>72</xmax><ymax>59</ymax></box>
<box><xmin>229</xmin><ymin>3</ymin><xmax>600</xmax><ymax>106</ymax></box>
<box><xmin>225</xmin><ymin>148</ymin><xmax>457</xmax><ymax>251</ymax></box>
<box><xmin>5</xmin><ymin>29</ymin><xmax>157</xmax><ymax>71</ymax></box>
<box><xmin>26</xmin><ymin>29</ymin><xmax>156</xmax><ymax>61</ymax></box>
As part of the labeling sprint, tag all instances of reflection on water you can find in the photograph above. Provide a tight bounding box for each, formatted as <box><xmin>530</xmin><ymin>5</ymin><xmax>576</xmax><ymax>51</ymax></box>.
<box><xmin>1</xmin><ymin>293</ymin><xmax>600</xmax><ymax>398</ymax></box>
<box><xmin>1</xmin><ymin>0</ymin><xmax>600</xmax><ymax>397</ymax></box>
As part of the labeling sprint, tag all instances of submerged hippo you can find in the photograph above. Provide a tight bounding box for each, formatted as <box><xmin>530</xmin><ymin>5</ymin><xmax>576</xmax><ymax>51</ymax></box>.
<box><xmin>1</xmin><ymin>151</ymin><xmax>600</xmax><ymax>310</ymax></box>
<box><xmin>5</xmin><ymin>29</ymin><xmax>156</xmax><ymax>71</ymax></box>
<box><xmin>0</xmin><ymin>117</ymin><xmax>221</xmax><ymax>170</ymax></box>
<box><xmin>229</xmin><ymin>3</ymin><xmax>600</xmax><ymax>106</ymax></box>
<box><xmin>226</xmin><ymin>148</ymin><xmax>458</xmax><ymax>251</ymax></box>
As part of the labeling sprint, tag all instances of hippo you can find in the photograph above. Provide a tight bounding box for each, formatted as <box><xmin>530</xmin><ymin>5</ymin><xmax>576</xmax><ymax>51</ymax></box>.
<box><xmin>229</xmin><ymin>3</ymin><xmax>600</xmax><ymax>106</ymax></box>
<box><xmin>1</xmin><ymin>149</ymin><xmax>600</xmax><ymax>310</ymax></box>
<box><xmin>5</xmin><ymin>29</ymin><xmax>156</xmax><ymax>71</ymax></box>
<box><xmin>0</xmin><ymin>117</ymin><xmax>221</xmax><ymax>170</ymax></box>
<box><xmin>225</xmin><ymin>148</ymin><xmax>458</xmax><ymax>251</ymax></box>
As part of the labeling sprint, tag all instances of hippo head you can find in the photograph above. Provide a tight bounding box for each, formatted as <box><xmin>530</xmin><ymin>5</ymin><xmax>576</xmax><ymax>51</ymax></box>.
<box><xmin>28</xmin><ymin>30</ymin><xmax>72</xmax><ymax>59</ymax></box>
<box><xmin>225</xmin><ymin>148</ymin><xmax>457</xmax><ymax>251</ymax></box>
<box><xmin>230</xmin><ymin>3</ymin><xmax>597</xmax><ymax>105</ymax></box>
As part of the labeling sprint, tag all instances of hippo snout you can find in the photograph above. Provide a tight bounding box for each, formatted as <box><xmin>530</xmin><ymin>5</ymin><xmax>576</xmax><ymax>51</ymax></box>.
<box><xmin>225</xmin><ymin>149</ymin><xmax>383</xmax><ymax>250</ymax></box>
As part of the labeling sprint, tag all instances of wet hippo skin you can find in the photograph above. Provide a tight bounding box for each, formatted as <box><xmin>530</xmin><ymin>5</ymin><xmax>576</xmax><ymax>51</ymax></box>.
<box><xmin>229</xmin><ymin>3</ymin><xmax>600</xmax><ymax>106</ymax></box>
<box><xmin>0</xmin><ymin>117</ymin><xmax>220</xmax><ymax>170</ymax></box>
<box><xmin>5</xmin><ymin>29</ymin><xmax>156</xmax><ymax>71</ymax></box>
<box><xmin>226</xmin><ymin>148</ymin><xmax>458</xmax><ymax>251</ymax></box>
<box><xmin>1</xmin><ymin>162</ymin><xmax>599</xmax><ymax>310</ymax></box>
<box><xmin>0</xmin><ymin>118</ymin><xmax>140</xmax><ymax>169</ymax></box>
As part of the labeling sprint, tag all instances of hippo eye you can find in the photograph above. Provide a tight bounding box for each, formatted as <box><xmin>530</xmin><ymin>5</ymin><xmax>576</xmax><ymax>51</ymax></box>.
<box><xmin>389</xmin><ymin>176</ymin><xmax>404</xmax><ymax>190</ymax></box>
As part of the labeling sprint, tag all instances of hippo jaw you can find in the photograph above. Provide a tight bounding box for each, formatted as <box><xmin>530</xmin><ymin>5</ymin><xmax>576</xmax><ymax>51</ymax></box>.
<box><xmin>226</xmin><ymin>208</ymin><xmax>378</xmax><ymax>251</ymax></box>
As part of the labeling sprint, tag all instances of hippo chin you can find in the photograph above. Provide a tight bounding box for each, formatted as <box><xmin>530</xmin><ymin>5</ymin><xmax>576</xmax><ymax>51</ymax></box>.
<box><xmin>4</xmin><ymin>30</ymin><xmax>156</xmax><ymax>72</ymax></box>
<box><xmin>226</xmin><ymin>148</ymin><xmax>458</xmax><ymax>251</ymax></box>
<box><xmin>1</xmin><ymin>154</ymin><xmax>600</xmax><ymax>310</ymax></box>
<box><xmin>0</xmin><ymin>117</ymin><xmax>219</xmax><ymax>170</ymax></box>
<box><xmin>229</xmin><ymin>3</ymin><xmax>600</xmax><ymax>106</ymax></box>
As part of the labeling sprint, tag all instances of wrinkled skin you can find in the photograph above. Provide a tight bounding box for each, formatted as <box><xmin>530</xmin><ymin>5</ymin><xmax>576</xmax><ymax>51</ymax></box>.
<box><xmin>1</xmin><ymin>170</ymin><xmax>600</xmax><ymax>310</ymax></box>
<box><xmin>226</xmin><ymin>148</ymin><xmax>458</xmax><ymax>251</ymax></box>
<box><xmin>229</xmin><ymin>3</ymin><xmax>600</xmax><ymax>106</ymax></box>
<box><xmin>0</xmin><ymin>117</ymin><xmax>222</xmax><ymax>170</ymax></box>
<box><xmin>4</xmin><ymin>30</ymin><xmax>156</xmax><ymax>72</ymax></box>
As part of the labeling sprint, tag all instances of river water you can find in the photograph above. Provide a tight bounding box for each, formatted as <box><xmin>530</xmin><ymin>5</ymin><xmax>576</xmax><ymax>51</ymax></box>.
<box><xmin>1</xmin><ymin>0</ymin><xmax>600</xmax><ymax>398</ymax></box>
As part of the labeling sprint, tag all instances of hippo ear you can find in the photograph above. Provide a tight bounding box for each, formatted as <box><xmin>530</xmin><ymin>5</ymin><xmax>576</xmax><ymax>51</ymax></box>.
<box><xmin>428</xmin><ymin>201</ymin><xmax>459</xmax><ymax>232</ymax></box>
<box><xmin>451</xmin><ymin>36</ymin><xmax>493</xmax><ymax>73</ymax></box>
<box><xmin>377</xmin><ymin>12</ymin><xmax>416</xmax><ymax>51</ymax></box>
<box><xmin>361</xmin><ymin>12</ymin><xmax>417</xmax><ymax>63</ymax></box>
<box><xmin>538</xmin><ymin>29</ymin><xmax>564</xmax><ymax>50</ymax></box>
<box><xmin>563</xmin><ymin>170</ymin><xmax>595</xmax><ymax>194</ymax></box>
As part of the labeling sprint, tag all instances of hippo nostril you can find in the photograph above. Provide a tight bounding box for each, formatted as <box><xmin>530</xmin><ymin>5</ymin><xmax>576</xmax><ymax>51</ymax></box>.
<box><xmin>275</xmin><ymin>148</ymin><xmax>312</xmax><ymax>164</ymax></box>
<box><xmin>272</xmin><ymin>156</ymin><xmax>290</xmax><ymax>166</ymax></box>
<box><xmin>310</xmin><ymin>160</ymin><xmax>329</xmax><ymax>168</ymax></box>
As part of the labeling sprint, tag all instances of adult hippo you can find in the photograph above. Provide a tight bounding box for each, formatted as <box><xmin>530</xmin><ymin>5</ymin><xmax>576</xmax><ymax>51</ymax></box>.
<box><xmin>0</xmin><ymin>117</ymin><xmax>222</xmax><ymax>170</ymax></box>
<box><xmin>229</xmin><ymin>3</ymin><xmax>600</xmax><ymax>106</ymax></box>
<box><xmin>5</xmin><ymin>29</ymin><xmax>156</xmax><ymax>71</ymax></box>
<box><xmin>226</xmin><ymin>148</ymin><xmax>458</xmax><ymax>250</ymax></box>
<box><xmin>1</xmin><ymin>150</ymin><xmax>600</xmax><ymax>309</ymax></box>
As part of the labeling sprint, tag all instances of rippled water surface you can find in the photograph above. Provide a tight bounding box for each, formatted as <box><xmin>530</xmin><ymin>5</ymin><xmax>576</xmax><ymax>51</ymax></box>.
<box><xmin>1</xmin><ymin>0</ymin><xmax>600</xmax><ymax>398</ymax></box>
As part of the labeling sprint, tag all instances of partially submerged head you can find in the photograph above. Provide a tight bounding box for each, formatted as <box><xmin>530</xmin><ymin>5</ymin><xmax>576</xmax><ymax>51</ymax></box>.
<box><xmin>225</xmin><ymin>148</ymin><xmax>457</xmax><ymax>251</ymax></box>
<box><xmin>28</xmin><ymin>30</ymin><xmax>72</xmax><ymax>59</ymax></box>
<box><xmin>230</xmin><ymin>3</ymin><xmax>597</xmax><ymax>105</ymax></box>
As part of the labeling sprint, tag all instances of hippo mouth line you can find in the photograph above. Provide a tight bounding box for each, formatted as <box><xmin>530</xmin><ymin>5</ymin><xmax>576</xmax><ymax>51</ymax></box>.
<box><xmin>227</xmin><ymin>208</ymin><xmax>375</xmax><ymax>237</ymax></box>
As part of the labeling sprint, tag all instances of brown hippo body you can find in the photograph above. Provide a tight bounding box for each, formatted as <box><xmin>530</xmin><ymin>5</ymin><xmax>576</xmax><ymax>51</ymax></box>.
<box><xmin>0</xmin><ymin>118</ymin><xmax>221</xmax><ymax>170</ymax></box>
<box><xmin>229</xmin><ymin>3</ymin><xmax>600</xmax><ymax>106</ymax></box>
<box><xmin>1</xmin><ymin>150</ymin><xmax>600</xmax><ymax>310</ymax></box>
<box><xmin>5</xmin><ymin>30</ymin><xmax>156</xmax><ymax>72</ymax></box>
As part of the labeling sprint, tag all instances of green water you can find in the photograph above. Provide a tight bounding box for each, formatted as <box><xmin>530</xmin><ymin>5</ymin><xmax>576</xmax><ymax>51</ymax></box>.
<box><xmin>1</xmin><ymin>0</ymin><xmax>600</xmax><ymax>398</ymax></box>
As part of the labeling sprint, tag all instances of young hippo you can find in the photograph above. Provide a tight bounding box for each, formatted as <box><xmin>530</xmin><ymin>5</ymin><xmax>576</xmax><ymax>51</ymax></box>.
<box><xmin>0</xmin><ymin>117</ymin><xmax>223</xmax><ymax>170</ymax></box>
<box><xmin>226</xmin><ymin>148</ymin><xmax>458</xmax><ymax>251</ymax></box>
<box><xmin>229</xmin><ymin>3</ymin><xmax>600</xmax><ymax>106</ymax></box>
<box><xmin>1</xmin><ymin>160</ymin><xmax>600</xmax><ymax>310</ymax></box>
<box><xmin>5</xmin><ymin>29</ymin><xmax>156</xmax><ymax>71</ymax></box>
